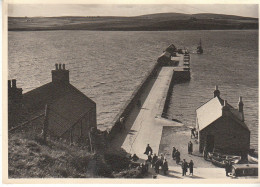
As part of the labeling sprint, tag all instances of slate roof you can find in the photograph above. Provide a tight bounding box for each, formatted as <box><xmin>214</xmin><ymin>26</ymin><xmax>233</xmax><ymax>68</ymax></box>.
<box><xmin>22</xmin><ymin>82</ymin><xmax>96</xmax><ymax>137</ymax></box>
<box><xmin>196</xmin><ymin>96</ymin><xmax>249</xmax><ymax>131</ymax></box>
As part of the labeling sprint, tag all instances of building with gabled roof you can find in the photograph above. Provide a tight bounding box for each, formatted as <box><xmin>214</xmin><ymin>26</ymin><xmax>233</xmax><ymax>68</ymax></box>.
<box><xmin>9</xmin><ymin>64</ymin><xmax>97</xmax><ymax>146</ymax></box>
<box><xmin>196</xmin><ymin>86</ymin><xmax>250</xmax><ymax>159</ymax></box>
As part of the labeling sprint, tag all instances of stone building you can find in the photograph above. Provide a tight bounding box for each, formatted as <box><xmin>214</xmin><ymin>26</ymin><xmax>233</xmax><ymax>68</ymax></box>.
<box><xmin>196</xmin><ymin>86</ymin><xmax>250</xmax><ymax>159</ymax></box>
<box><xmin>9</xmin><ymin>64</ymin><xmax>97</xmax><ymax>146</ymax></box>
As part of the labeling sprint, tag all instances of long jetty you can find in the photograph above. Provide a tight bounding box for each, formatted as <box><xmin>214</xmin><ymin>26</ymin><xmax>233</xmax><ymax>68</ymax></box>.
<box><xmin>108</xmin><ymin>47</ymin><xmax>190</xmax><ymax>159</ymax></box>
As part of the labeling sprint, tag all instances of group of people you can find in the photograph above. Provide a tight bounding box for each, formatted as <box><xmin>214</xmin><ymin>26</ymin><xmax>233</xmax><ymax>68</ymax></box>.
<box><xmin>144</xmin><ymin>144</ymin><xmax>169</xmax><ymax>175</ymax></box>
<box><xmin>172</xmin><ymin>147</ymin><xmax>181</xmax><ymax>164</ymax></box>
<box><xmin>181</xmin><ymin>159</ymin><xmax>194</xmax><ymax>176</ymax></box>
<box><xmin>172</xmin><ymin>143</ymin><xmax>194</xmax><ymax>176</ymax></box>
<box><xmin>133</xmin><ymin>143</ymin><xmax>196</xmax><ymax>177</ymax></box>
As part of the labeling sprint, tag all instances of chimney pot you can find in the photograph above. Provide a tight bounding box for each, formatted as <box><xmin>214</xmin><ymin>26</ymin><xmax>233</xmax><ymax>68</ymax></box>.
<box><xmin>63</xmin><ymin>64</ymin><xmax>65</xmax><ymax>70</ymax></box>
<box><xmin>214</xmin><ymin>85</ymin><xmax>220</xmax><ymax>98</ymax></box>
<box><xmin>59</xmin><ymin>64</ymin><xmax>62</xmax><ymax>70</ymax></box>
<box><xmin>55</xmin><ymin>64</ymin><xmax>58</xmax><ymax>70</ymax></box>
<box><xmin>12</xmin><ymin>79</ymin><xmax>16</xmax><ymax>88</ymax></box>
<box><xmin>8</xmin><ymin>80</ymin><xmax>11</xmax><ymax>89</ymax></box>
<box><xmin>222</xmin><ymin>99</ymin><xmax>229</xmax><ymax>111</ymax></box>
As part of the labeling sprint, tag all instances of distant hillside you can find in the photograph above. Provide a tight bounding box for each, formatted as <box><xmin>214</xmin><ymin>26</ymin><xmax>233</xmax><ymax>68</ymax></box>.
<box><xmin>8</xmin><ymin>13</ymin><xmax>258</xmax><ymax>31</ymax></box>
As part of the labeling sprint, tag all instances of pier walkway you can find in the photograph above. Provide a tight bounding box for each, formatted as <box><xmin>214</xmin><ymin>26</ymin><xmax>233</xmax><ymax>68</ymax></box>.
<box><xmin>111</xmin><ymin>67</ymin><xmax>181</xmax><ymax>160</ymax></box>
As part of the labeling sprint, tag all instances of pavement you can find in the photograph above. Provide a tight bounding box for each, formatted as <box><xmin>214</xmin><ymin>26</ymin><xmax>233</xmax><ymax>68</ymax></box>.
<box><xmin>119</xmin><ymin>67</ymin><xmax>177</xmax><ymax>160</ymax></box>
<box><xmin>144</xmin><ymin>165</ymin><xmax>228</xmax><ymax>179</ymax></box>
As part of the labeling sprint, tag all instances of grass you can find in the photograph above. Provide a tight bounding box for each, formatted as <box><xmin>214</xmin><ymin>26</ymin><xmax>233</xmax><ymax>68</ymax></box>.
<box><xmin>8</xmin><ymin>133</ymin><xmax>95</xmax><ymax>178</ymax></box>
<box><xmin>8</xmin><ymin>132</ymin><xmax>144</xmax><ymax>178</ymax></box>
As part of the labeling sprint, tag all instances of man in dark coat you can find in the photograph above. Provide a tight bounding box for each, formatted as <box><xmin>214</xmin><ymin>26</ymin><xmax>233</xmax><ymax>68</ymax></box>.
<box><xmin>189</xmin><ymin>160</ymin><xmax>194</xmax><ymax>176</ymax></box>
<box><xmin>152</xmin><ymin>154</ymin><xmax>158</xmax><ymax>168</ymax></box>
<box><xmin>172</xmin><ymin>147</ymin><xmax>176</xmax><ymax>159</ymax></box>
<box><xmin>162</xmin><ymin>159</ymin><xmax>169</xmax><ymax>175</ymax></box>
<box><xmin>191</xmin><ymin>128</ymin><xmax>196</xmax><ymax>138</ymax></box>
<box><xmin>175</xmin><ymin>149</ymin><xmax>180</xmax><ymax>164</ymax></box>
<box><xmin>182</xmin><ymin>159</ymin><xmax>188</xmax><ymax>176</ymax></box>
<box><xmin>144</xmin><ymin>144</ymin><xmax>153</xmax><ymax>155</ymax></box>
<box><xmin>188</xmin><ymin>141</ymin><xmax>193</xmax><ymax>155</ymax></box>
<box><xmin>225</xmin><ymin>161</ymin><xmax>232</xmax><ymax>177</ymax></box>
<box><xmin>155</xmin><ymin>159</ymin><xmax>160</xmax><ymax>174</ymax></box>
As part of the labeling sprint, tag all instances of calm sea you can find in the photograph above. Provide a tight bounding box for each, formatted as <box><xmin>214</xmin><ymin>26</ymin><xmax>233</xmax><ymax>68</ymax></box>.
<box><xmin>8</xmin><ymin>30</ymin><xmax>258</xmax><ymax>151</ymax></box>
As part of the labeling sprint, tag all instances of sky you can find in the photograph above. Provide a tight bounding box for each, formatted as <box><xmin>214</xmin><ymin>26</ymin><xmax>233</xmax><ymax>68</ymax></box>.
<box><xmin>8</xmin><ymin>4</ymin><xmax>259</xmax><ymax>18</ymax></box>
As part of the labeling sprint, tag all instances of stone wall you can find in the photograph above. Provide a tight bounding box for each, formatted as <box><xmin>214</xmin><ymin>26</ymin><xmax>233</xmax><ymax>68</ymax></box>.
<box><xmin>106</xmin><ymin>56</ymin><xmax>163</xmax><ymax>140</ymax></box>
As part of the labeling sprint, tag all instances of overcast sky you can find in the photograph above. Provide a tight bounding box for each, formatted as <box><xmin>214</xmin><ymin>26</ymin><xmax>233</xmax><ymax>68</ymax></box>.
<box><xmin>8</xmin><ymin>4</ymin><xmax>258</xmax><ymax>18</ymax></box>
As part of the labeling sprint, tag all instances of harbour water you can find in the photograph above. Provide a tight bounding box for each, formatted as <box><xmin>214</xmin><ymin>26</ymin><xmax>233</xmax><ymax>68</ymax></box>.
<box><xmin>8</xmin><ymin>30</ymin><xmax>258</xmax><ymax>150</ymax></box>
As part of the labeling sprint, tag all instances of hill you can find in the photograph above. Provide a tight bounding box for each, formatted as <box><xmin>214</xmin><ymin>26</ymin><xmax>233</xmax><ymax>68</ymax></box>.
<box><xmin>8</xmin><ymin>13</ymin><xmax>258</xmax><ymax>31</ymax></box>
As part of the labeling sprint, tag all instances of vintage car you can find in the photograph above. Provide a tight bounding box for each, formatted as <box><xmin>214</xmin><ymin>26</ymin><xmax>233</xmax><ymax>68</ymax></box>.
<box><xmin>231</xmin><ymin>164</ymin><xmax>258</xmax><ymax>177</ymax></box>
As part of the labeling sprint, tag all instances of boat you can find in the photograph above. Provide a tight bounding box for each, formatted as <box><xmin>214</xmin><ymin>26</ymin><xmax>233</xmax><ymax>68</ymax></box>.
<box><xmin>248</xmin><ymin>153</ymin><xmax>258</xmax><ymax>164</ymax></box>
<box><xmin>208</xmin><ymin>152</ymin><xmax>242</xmax><ymax>167</ymax></box>
<box><xmin>211</xmin><ymin>157</ymin><xmax>227</xmax><ymax>168</ymax></box>
<box><xmin>197</xmin><ymin>39</ymin><xmax>203</xmax><ymax>54</ymax></box>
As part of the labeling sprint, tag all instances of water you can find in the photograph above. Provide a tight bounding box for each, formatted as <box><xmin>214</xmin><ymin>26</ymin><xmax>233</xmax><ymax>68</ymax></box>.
<box><xmin>8</xmin><ymin>30</ymin><xmax>258</xmax><ymax>150</ymax></box>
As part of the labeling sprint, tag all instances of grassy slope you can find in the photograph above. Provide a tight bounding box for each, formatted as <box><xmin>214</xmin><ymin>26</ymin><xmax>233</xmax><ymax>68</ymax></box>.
<box><xmin>8</xmin><ymin>13</ymin><xmax>258</xmax><ymax>31</ymax></box>
<box><xmin>8</xmin><ymin>133</ymin><xmax>96</xmax><ymax>178</ymax></box>
<box><xmin>8</xmin><ymin>132</ymin><xmax>143</xmax><ymax>178</ymax></box>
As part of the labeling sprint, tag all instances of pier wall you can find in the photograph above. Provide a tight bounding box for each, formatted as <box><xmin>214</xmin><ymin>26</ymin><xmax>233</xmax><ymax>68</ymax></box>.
<box><xmin>162</xmin><ymin>70</ymin><xmax>191</xmax><ymax>117</ymax></box>
<box><xmin>106</xmin><ymin>58</ymin><xmax>162</xmax><ymax>140</ymax></box>
<box><xmin>107</xmin><ymin>52</ymin><xmax>191</xmax><ymax>140</ymax></box>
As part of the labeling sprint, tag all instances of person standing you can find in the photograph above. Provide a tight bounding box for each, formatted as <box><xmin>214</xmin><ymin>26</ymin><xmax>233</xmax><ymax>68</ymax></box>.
<box><xmin>225</xmin><ymin>161</ymin><xmax>232</xmax><ymax>177</ymax></box>
<box><xmin>152</xmin><ymin>154</ymin><xmax>158</xmax><ymax>168</ymax></box>
<box><xmin>189</xmin><ymin>160</ymin><xmax>194</xmax><ymax>176</ymax></box>
<box><xmin>188</xmin><ymin>141</ymin><xmax>193</xmax><ymax>155</ymax></box>
<box><xmin>148</xmin><ymin>152</ymin><xmax>152</xmax><ymax>162</ymax></box>
<box><xmin>191</xmin><ymin>127</ymin><xmax>196</xmax><ymax>138</ymax></box>
<box><xmin>155</xmin><ymin>159</ymin><xmax>160</xmax><ymax>174</ymax></box>
<box><xmin>182</xmin><ymin>159</ymin><xmax>188</xmax><ymax>176</ymax></box>
<box><xmin>175</xmin><ymin>150</ymin><xmax>180</xmax><ymax>164</ymax></box>
<box><xmin>162</xmin><ymin>159</ymin><xmax>169</xmax><ymax>175</ymax></box>
<box><xmin>172</xmin><ymin>147</ymin><xmax>176</xmax><ymax>159</ymax></box>
<box><xmin>144</xmin><ymin>144</ymin><xmax>153</xmax><ymax>155</ymax></box>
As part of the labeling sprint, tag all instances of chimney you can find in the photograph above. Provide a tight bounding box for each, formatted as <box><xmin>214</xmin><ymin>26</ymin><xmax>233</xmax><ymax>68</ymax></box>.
<box><xmin>8</xmin><ymin>79</ymin><xmax>23</xmax><ymax>103</ymax></box>
<box><xmin>51</xmin><ymin>64</ymin><xmax>70</xmax><ymax>83</ymax></box>
<box><xmin>238</xmin><ymin>96</ymin><xmax>243</xmax><ymax>112</ymax></box>
<box><xmin>12</xmin><ymin>79</ymin><xmax>16</xmax><ymax>88</ymax></box>
<box><xmin>8</xmin><ymin>80</ymin><xmax>11</xmax><ymax>90</ymax></box>
<box><xmin>238</xmin><ymin>96</ymin><xmax>244</xmax><ymax>121</ymax></box>
<box><xmin>214</xmin><ymin>85</ymin><xmax>220</xmax><ymax>98</ymax></box>
<box><xmin>222</xmin><ymin>100</ymin><xmax>229</xmax><ymax>111</ymax></box>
